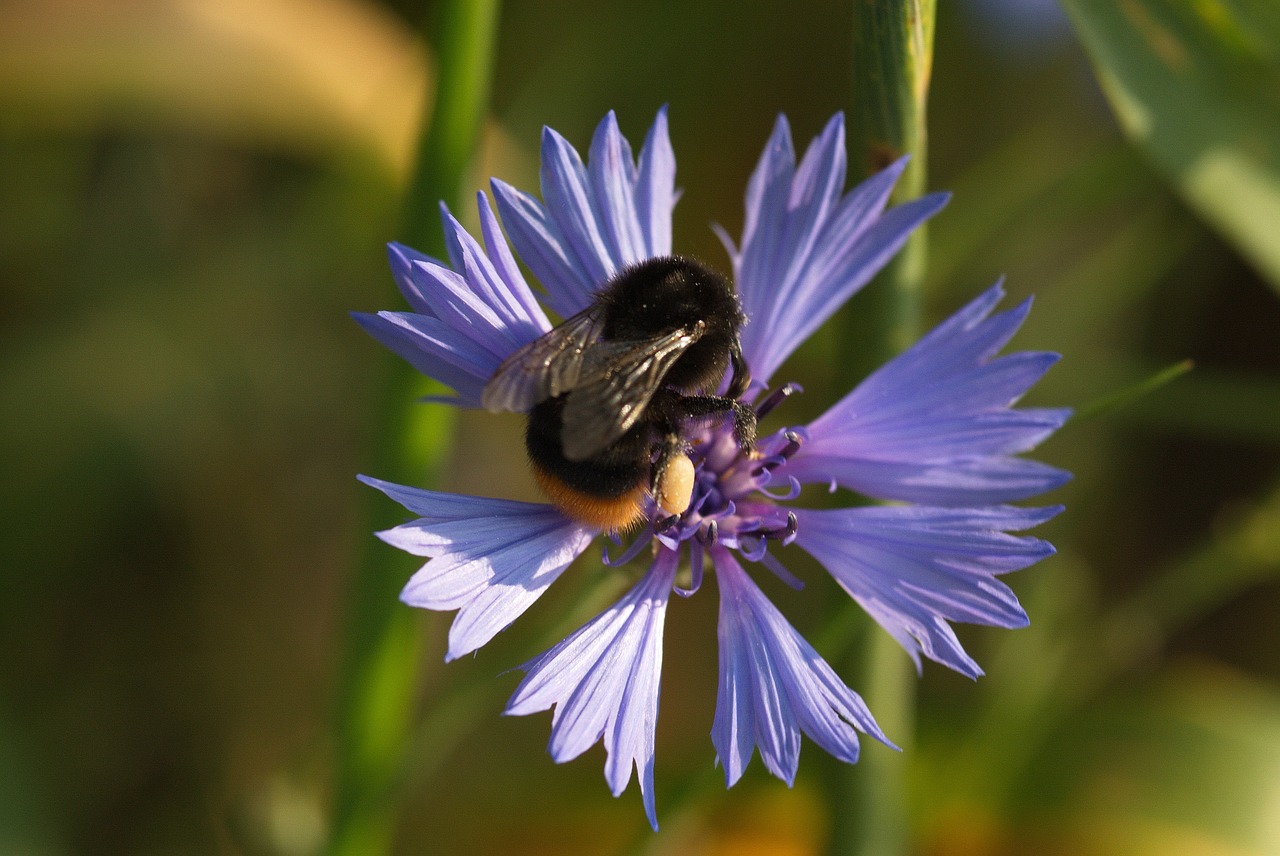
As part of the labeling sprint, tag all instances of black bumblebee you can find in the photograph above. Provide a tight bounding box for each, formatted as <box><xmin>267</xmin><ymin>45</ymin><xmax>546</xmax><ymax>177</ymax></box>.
<box><xmin>481</xmin><ymin>256</ymin><xmax>757</xmax><ymax>531</ymax></box>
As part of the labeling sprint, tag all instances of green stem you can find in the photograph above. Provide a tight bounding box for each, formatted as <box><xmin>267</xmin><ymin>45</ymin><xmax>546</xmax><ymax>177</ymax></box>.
<box><xmin>327</xmin><ymin>3</ymin><xmax>501</xmax><ymax>854</ymax></box>
<box><xmin>843</xmin><ymin>0</ymin><xmax>934</xmax><ymax>378</ymax></box>
<box><xmin>829</xmin><ymin>3</ymin><xmax>936</xmax><ymax>856</ymax></box>
<box><xmin>401</xmin><ymin>0</ymin><xmax>502</xmax><ymax>250</ymax></box>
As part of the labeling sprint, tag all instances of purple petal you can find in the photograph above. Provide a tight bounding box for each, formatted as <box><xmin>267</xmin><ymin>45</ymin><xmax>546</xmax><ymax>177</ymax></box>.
<box><xmin>359</xmin><ymin>476</ymin><xmax>595</xmax><ymax>660</ymax></box>
<box><xmin>712</xmin><ymin>549</ymin><xmax>889</xmax><ymax>788</ymax></box>
<box><xmin>541</xmin><ymin>124</ymin><xmax>616</xmax><ymax>288</ymax></box>
<box><xmin>759</xmin><ymin>193</ymin><xmax>950</xmax><ymax>380</ymax></box>
<box><xmin>794</xmin><ymin>456</ymin><xmax>1072</xmax><ymax>507</ymax></box>
<box><xmin>588</xmin><ymin>111</ymin><xmax>645</xmax><ymax>265</ymax></box>
<box><xmin>741</xmin><ymin>117</ymin><xmax>850</xmax><ymax>369</ymax></box>
<box><xmin>807</xmin><ymin>156</ymin><xmax>908</xmax><ymax>265</ymax></box>
<box><xmin>506</xmin><ymin>550</ymin><xmax>678</xmax><ymax>830</ymax></box>
<box><xmin>733</xmin><ymin>113</ymin><xmax>949</xmax><ymax>384</ymax></box>
<box><xmin>774</xmin><ymin>114</ymin><xmax>848</xmax><ymax>299</ymax></box>
<box><xmin>491</xmin><ymin>178</ymin><xmax>593</xmax><ymax>317</ymax></box>
<box><xmin>386</xmin><ymin>242</ymin><xmax>444</xmax><ymax>316</ymax></box>
<box><xmin>442</xmin><ymin>199</ymin><xmax>550</xmax><ymax>348</ymax></box>
<box><xmin>793</xmin><ymin>504</ymin><xmax>1061</xmax><ymax>678</ymax></box>
<box><xmin>634</xmin><ymin>105</ymin><xmax>675</xmax><ymax>257</ymax></box>
<box><xmin>494</xmin><ymin>109</ymin><xmax>678</xmax><ymax>320</ymax></box>
<box><xmin>408</xmin><ymin>255</ymin><xmax>518</xmax><ymax>357</ymax></box>
<box><xmin>363</xmin><ymin>197</ymin><xmax>554</xmax><ymax>404</ymax></box>
<box><xmin>785</xmin><ymin>283</ymin><xmax>1071</xmax><ymax>505</ymax></box>
<box><xmin>738</xmin><ymin>114</ymin><xmax>796</xmax><ymax>272</ymax></box>
<box><xmin>353</xmin><ymin>311</ymin><xmax>498</xmax><ymax>407</ymax></box>
<box><xmin>477</xmin><ymin>191</ymin><xmax>549</xmax><ymax>327</ymax></box>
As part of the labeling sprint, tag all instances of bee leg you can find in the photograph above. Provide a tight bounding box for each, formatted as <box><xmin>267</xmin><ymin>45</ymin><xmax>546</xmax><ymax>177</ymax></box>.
<box><xmin>669</xmin><ymin>395</ymin><xmax>758</xmax><ymax>454</ymax></box>
<box><xmin>729</xmin><ymin>399</ymin><xmax>758</xmax><ymax>453</ymax></box>
<box><xmin>726</xmin><ymin>342</ymin><xmax>751</xmax><ymax>400</ymax></box>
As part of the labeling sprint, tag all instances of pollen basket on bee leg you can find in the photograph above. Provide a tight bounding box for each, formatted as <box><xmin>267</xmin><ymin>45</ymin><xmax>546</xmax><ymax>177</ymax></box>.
<box><xmin>656</xmin><ymin>453</ymin><xmax>696</xmax><ymax>517</ymax></box>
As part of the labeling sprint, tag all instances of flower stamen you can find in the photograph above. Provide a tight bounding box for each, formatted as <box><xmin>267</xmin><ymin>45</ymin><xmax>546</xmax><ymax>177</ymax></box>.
<box><xmin>698</xmin><ymin>519</ymin><xmax>719</xmax><ymax>545</ymax></box>
<box><xmin>754</xmin><ymin>382</ymin><xmax>803</xmax><ymax>419</ymax></box>
<box><xmin>738</xmin><ymin>510</ymin><xmax>798</xmax><ymax>543</ymax></box>
<box><xmin>602</xmin><ymin>526</ymin><xmax>656</xmax><ymax>566</ymax></box>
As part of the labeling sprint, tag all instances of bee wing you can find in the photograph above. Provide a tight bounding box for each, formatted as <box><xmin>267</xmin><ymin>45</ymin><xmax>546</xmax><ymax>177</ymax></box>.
<box><xmin>560</xmin><ymin>322</ymin><xmax>706</xmax><ymax>461</ymax></box>
<box><xmin>481</xmin><ymin>307</ymin><xmax>608</xmax><ymax>413</ymax></box>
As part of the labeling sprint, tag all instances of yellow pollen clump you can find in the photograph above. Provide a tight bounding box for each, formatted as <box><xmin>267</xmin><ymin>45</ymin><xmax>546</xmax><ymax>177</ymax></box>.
<box><xmin>656</xmin><ymin>453</ymin><xmax>696</xmax><ymax>516</ymax></box>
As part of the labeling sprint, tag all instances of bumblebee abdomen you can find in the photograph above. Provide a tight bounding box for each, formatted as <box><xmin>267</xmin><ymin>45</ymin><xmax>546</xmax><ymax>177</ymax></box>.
<box><xmin>526</xmin><ymin>397</ymin><xmax>652</xmax><ymax>531</ymax></box>
<box><xmin>529</xmin><ymin>464</ymin><xmax>648</xmax><ymax>532</ymax></box>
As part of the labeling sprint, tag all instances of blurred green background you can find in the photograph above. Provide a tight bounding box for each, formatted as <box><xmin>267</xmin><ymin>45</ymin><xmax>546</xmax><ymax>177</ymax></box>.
<box><xmin>3</xmin><ymin>1</ymin><xmax>1280</xmax><ymax>854</ymax></box>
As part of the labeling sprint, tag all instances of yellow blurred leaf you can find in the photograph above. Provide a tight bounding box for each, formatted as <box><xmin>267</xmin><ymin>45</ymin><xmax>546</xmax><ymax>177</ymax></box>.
<box><xmin>0</xmin><ymin>0</ymin><xmax>430</xmax><ymax>178</ymax></box>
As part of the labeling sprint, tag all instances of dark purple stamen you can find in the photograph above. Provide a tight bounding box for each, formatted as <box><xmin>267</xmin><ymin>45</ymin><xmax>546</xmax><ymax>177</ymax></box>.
<box><xmin>697</xmin><ymin>520</ymin><xmax>719</xmax><ymax>545</ymax></box>
<box><xmin>754</xmin><ymin>383</ymin><xmax>803</xmax><ymax>419</ymax></box>
<box><xmin>676</xmin><ymin>539</ymin><xmax>705</xmax><ymax>597</ymax></box>
<box><xmin>778</xmin><ymin>430</ymin><xmax>803</xmax><ymax>459</ymax></box>
<box><xmin>738</xmin><ymin>511</ymin><xmax>797</xmax><ymax>542</ymax></box>
<box><xmin>737</xmin><ymin>535</ymin><xmax>769</xmax><ymax>561</ymax></box>
<box><xmin>776</xmin><ymin>511</ymin><xmax>799</xmax><ymax>542</ymax></box>
<box><xmin>654</xmin><ymin>514</ymin><xmax>681</xmax><ymax>533</ymax></box>
<box><xmin>602</xmin><ymin>527</ymin><xmax>655</xmax><ymax>566</ymax></box>
<box><xmin>757</xmin><ymin>475</ymin><xmax>802</xmax><ymax>501</ymax></box>
<box><xmin>751</xmin><ymin>430</ymin><xmax>804</xmax><ymax>477</ymax></box>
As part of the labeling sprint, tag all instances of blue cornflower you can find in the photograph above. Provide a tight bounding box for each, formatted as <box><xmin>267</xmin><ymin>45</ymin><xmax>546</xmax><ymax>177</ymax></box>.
<box><xmin>356</xmin><ymin>109</ymin><xmax>1069</xmax><ymax>829</ymax></box>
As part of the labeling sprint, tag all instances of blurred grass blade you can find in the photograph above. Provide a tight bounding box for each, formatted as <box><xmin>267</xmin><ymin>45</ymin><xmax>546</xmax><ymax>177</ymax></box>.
<box><xmin>1072</xmin><ymin>358</ymin><xmax>1194</xmax><ymax>422</ymax></box>
<box><xmin>328</xmin><ymin>2</ymin><xmax>501</xmax><ymax>854</ymax></box>
<box><xmin>1119</xmin><ymin>365</ymin><xmax>1280</xmax><ymax>442</ymax></box>
<box><xmin>1060</xmin><ymin>0</ymin><xmax>1280</xmax><ymax>292</ymax></box>
<box><xmin>1068</xmin><ymin>665</ymin><xmax>1280</xmax><ymax>855</ymax></box>
<box><xmin>959</xmin><ymin>474</ymin><xmax>1280</xmax><ymax>814</ymax></box>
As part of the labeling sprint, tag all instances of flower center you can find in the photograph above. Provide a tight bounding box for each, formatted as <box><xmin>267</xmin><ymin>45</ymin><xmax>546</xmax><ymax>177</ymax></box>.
<box><xmin>600</xmin><ymin>383</ymin><xmax>806</xmax><ymax>583</ymax></box>
<box><xmin>656</xmin><ymin>383</ymin><xmax>804</xmax><ymax>555</ymax></box>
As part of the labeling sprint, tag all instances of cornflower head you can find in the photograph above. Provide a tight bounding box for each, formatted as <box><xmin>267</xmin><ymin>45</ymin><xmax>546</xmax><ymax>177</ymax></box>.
<box><xmin>356</xmin><ymin>109</ymin><xmax>1069</xmax><ymax>829</ymax></box>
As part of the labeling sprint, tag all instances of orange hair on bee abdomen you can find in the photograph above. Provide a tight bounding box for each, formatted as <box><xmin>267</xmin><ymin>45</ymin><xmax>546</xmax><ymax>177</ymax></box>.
<box><xmin>530</xmin><ymin>463</ymin><xmax>648</xmax><ymax>533</ymax></box>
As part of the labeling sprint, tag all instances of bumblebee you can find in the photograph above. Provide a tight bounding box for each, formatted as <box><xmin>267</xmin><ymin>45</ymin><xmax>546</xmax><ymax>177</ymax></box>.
<box><xmin>482</xmin><ymin>256</ymin><xmax>757</xmax><ymax>531</ymax></box>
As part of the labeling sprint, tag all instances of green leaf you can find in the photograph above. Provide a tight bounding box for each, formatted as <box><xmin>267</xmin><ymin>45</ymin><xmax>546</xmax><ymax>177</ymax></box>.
<box><xmin>1118</xmin><ymin>363</ymin><xmax>1280</xmax><ymax>442</ymax></box>
<box><xmin>1061</xmin><ymin>0</ymin><xmax>1280</xmax><ymax>291</ymax></box>
<box><xmin>1072</xmin><ymin>358</ymin><xmax>1194</xmax><ymax>423</ymax></box>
